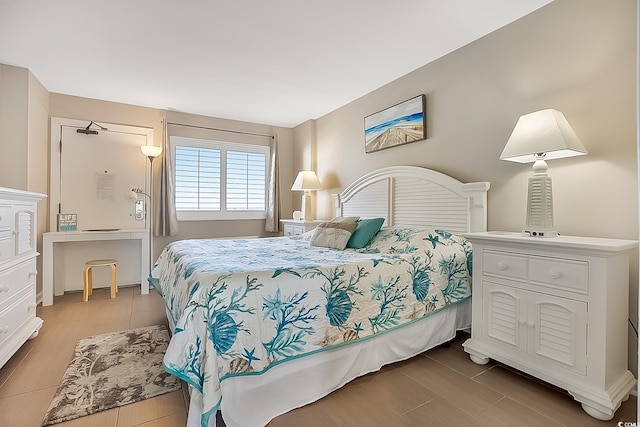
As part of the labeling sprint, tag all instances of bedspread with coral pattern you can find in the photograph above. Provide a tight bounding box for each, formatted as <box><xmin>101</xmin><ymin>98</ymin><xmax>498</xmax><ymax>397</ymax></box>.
<box><xmin>150</xmin><ymin>226</ymin><xmax>473</xmax><ymax>426</ymax></box>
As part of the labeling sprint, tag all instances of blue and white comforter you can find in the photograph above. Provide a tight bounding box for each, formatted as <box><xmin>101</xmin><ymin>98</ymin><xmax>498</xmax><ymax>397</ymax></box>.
<box><xmin>149</xmin><ymin>226</ymin><xmax>473</xmax><ymax>425</ymax></box>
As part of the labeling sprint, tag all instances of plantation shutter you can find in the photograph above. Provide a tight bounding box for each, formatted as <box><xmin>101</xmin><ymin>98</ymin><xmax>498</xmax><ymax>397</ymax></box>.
<box><xmin>174</xmin><ymin>146</ymin><xmax>221</xmax><ymax>211</ymax></box>
<box><xmin>226</xmin><ymin>151</ymin><xmax>266</xmax><ymax>211</ymax></box>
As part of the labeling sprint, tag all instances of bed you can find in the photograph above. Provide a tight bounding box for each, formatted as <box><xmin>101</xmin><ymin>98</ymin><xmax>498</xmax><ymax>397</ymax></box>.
<box><xmin>149</xmin><ymin>166</ymin><xmax>490</xmax><ymax>427</ymax></box>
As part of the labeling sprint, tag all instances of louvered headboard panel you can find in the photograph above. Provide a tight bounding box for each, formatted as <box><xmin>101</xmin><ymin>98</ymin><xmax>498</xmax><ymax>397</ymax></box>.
<box><xmin>333</xmin><ymin>166</ymin><xmax>490</xmax><ymax>233</ymax></box>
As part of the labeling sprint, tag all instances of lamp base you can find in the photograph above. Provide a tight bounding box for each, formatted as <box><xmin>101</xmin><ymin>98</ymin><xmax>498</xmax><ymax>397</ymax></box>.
<box><xmin>301</xmin><ymin>191</ymin><xmax>312</xmax><ymax>221</ymax></box>
<box><xmin>522</xmin><ymin>229</ymin><xmax>559</xmax><ymax>238</ymax></box>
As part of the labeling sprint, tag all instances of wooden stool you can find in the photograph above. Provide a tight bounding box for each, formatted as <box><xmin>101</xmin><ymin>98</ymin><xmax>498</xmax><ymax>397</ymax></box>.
<box><xmin>83</xmin><ymin>259</ymin><xmax>118</xmax><ymax>301</ymax></box>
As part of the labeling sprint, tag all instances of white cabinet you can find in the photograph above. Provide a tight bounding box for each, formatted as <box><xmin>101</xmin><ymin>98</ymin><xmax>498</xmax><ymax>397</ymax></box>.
<box><xmin>279</xmin><ymin>219</ymin><xmax>320</xmax><ymax>236</ymax></box>
<box><xmin>462</xmin><ymin>232</ymin><xmax>637</xmax><ymax>421</ymax></box>
<box><xmin>0</xmin><ymin>187</ymin><xmax>46</xmax><ymax>369</ymax></box>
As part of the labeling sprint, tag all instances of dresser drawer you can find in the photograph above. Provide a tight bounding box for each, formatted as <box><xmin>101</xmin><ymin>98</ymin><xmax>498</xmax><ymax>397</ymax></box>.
<box><xmin>530</xmin><ymin>256</ymin><xmax>589</xmax><ymax>293</ymax></box>
<box><xmin>0</xmin><ymin>233</ymin><xmax>12</xmax><ymax>264</ymax></box>
<box><xmin>483</xmin><ymin>250</ymin><xmax>528</xmax><ymax>281</ymax></box>
<box><xmin>0</xmin><ymin>205</ymin><xmax>11</xmax><ymax>230</ymax></box>
<box><xmin>0</xmin><ymin>259</ymin><xmax>37</xmax><ymax>313</ymax></box>
<box><xmin>0</xmin><ymin>291</ymin><xmax>36</xmax><ymax>349</ymax></box>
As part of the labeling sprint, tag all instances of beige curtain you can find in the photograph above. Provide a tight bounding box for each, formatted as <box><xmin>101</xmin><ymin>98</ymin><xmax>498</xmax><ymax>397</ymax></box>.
<box><xmin>157</xmin><ymin>119</ymin><xmax>179</xmax><ymax>236</ymax></box>
<box><xmin>265</xmin><ymin>134</ymin><xmax>280</xmax><ymax>232</ymax></box>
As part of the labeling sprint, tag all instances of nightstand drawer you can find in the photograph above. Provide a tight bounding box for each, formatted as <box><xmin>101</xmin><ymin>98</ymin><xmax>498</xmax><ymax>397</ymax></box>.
<box><xmin>483</xmin><ymin>250</ymin><xmax>528</xmax><ymax>281</ymax></box>
<box><xmin>284</xmin><ymin>224</ymin><xmax>305</xmax><ymax>236</ymax></box>
<box><xmin>530</xmin><ymin>256</ymin><xmax>588</xmax><ymax>293</ymax></box>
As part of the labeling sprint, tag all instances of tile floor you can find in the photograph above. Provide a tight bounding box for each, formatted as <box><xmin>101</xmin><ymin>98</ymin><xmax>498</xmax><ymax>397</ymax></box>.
<box><xmin>0</xmin><ymin>285</ymin><xmax>636</xmax><ymax>427</ymax></box>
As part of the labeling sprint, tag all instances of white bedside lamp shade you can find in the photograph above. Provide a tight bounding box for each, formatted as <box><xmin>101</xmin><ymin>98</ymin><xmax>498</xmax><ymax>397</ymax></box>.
<box><xmin>500</xmin><ymin>109</ymin><xmax>587</xmax><ymax>237</ymax></box>
<box><xmin>291</xmin><ymin>171</ymin><xmax>322</xmax><ymax>221</ymax></box>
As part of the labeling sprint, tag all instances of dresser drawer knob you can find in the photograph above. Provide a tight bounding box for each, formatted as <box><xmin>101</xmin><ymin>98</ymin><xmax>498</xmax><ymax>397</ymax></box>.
<box><xmin>28</xmin><ymin>270</ymin><xmax>37</xmax><ymax>278</ymax></box>
<box><xmin>0</xmin><ymin>325</ymin><xmax>9</xmax><ymax>334</ymax></box>
<box><xmin>497</xmin><ymin>262</ymin><xmax>508</xmax><ymax>271</ymax></box>
<box><xmin>27</xmin><ymin>303</ymin><xmax>36</xmax><ymax>312</ymax></box>
<box><xmin>548</xmin><ymin>269</ymin><xmax>561</xmax><ymax>279</ymax></box>
<box><xmin>0</xmin><ymin>285</ymin><xmax>8</xmax><ymax>293</ymax></box>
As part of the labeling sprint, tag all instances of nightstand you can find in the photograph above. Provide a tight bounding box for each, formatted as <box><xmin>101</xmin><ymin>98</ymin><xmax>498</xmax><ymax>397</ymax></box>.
<box><xmin>279</xmin><ymin>219</ymin><xmax>321</xmax><ymax>236</ymax></box>
<box><xmin>462</xmin><ymin>231</ymin><xmax>637</xmax><ymax>421</ymax></box>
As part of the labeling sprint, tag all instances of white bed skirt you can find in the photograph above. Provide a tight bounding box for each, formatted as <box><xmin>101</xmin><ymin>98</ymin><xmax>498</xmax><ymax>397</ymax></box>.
<box><xmin>176</xmin><ymin>299</ymin><xmax>471</xmax><ymax>427</ymax></box>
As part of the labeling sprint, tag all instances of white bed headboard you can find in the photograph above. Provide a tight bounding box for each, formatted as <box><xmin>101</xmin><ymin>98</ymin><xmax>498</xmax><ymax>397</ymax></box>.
<box><xmin>333</xmin><ymin>166</ymin><xmax>490</xmax><ymax>233</ymax></box>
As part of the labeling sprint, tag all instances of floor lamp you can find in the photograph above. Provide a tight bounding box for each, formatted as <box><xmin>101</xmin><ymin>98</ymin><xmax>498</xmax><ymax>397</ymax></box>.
<box><xmin>140</xmin><ymin>145</ymin><xmax>163</xmax><ymax>270</ymax></box>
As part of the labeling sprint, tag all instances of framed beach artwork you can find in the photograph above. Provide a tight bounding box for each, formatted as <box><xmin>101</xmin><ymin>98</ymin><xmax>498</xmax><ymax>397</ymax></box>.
<box><xmin>364</xmin><ymin>95</ymin><xmax>426</xmax><ymax>153</ymax></box>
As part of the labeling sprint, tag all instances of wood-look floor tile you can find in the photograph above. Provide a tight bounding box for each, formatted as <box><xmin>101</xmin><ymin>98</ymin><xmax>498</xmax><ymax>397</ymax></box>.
<box><xmin>127</xmin><ymin>408</ymin><xmax>188</xmax><ymax>427</ymax></box>
<box><xmin>615</xmin><ymin>395</ymin><xmax>638</xmax><ymax>424</ymax></box>
<box><xmin>0</xmin><ymin>386</ymin><xmax>57</xmax><ymax>427</ymax></box>
<box><xmin>318</xmin><ymin>381</ymin><xmax>413</xmax><ymax>426</ymax></box>
<box><xmin>478</xmin><ymin>396</ymin><xmax>564</xmax><ymax>427</ymax></box>
<box><xmin>129</xmin><ymin>309</ymin><xmax>169</xmax><ymax>330</ymax></box>
<box><xmin>86</xmin><ymin>320</ymin><xmax>131</xmax><ymax>336</ymax></box>
<box><xmin>398</xmin><ymin>355</ymin><xmax>503</xmax><ymax>415</ymax></box>
<box><xmin>0</xmin><ymin>335</ymin><xmax>38</xmax><ymax>388</ymax></box>
<box><xmin>404</xmin><ymin>396</ymin><xmax>490</xmax><ymax>427</ymax></box>
<box><xmin>473</xmin><ymin>365</ymin><xmax>629</xmax><ymax>427</ymax></box>
<box><xmin>0</xmin><ymin>344</ymin><xmax>73</xmax><ymax>397</ymax></box>
<box><xmin>132</xmin><ymin>292</ymin><xmax>166</xmax><ymax>313</ymax></box>
<box><xmin>267</xmin><ymin>400</ymin><xmax>337</xmax><ymax>427</ymax></box>
<box><xmin>91</xmin><ymin>300</ymin><xmax>133</xmax><ymax>325</ymax></box>
<box><xmin>37</xmin><ymin>300</ymin><xmax>96</xmax><ymax>328</ymax></box>
<box><xmin>356</xmin><ymin>365</ymin><xmax>437</xmax><ymax>414</ymax></box>
<box><xmin>55</xmin><ymin>408</ymin><xmax>118</xmax><ymax>426</ymax></box>
<box><xmin>30</xmin><ymin>317</ymin><xmax>90</xmax><ymax>351</ymax></box>
<box><xmin>116</xmin><ymin>390</ymin><xmax>185</xmax><ymax>426</ymax></box>
<box><xmin>425</xmin><ymin>333</ymin><xmax>494</xmax><ymax>378</ymax></box>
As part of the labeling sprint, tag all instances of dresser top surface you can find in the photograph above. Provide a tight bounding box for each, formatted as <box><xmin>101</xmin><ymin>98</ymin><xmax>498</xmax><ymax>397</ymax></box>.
<box><xmin>463</xmin><ymin>231</ymin><xmax>638</xmax><ymax>253</ymax></box>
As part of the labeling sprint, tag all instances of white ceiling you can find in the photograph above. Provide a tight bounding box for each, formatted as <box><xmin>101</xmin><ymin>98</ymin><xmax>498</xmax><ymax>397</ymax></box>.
<box><xmin>0</xmin><ymin>0</ymin><xmax>552</xmax><ymax>128</ymax></box>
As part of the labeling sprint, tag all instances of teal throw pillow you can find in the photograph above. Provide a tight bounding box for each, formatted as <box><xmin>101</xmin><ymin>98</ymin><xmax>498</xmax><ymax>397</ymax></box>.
<box><xmin>346</xmin><ymin>218</ymin><xmax>385</xmax><ymax>248</ymax></box>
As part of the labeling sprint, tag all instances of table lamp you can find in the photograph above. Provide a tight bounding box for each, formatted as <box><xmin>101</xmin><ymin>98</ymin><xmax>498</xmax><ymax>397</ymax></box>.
<box><xmin>291</xmin><ymin>171</ymin><xmax>322</xmax><ymax>221</ymax></box>
<box><xmin>500</xmin><ymin>109</ymin><xmax>587</xmax><ymax>237</ymax></box>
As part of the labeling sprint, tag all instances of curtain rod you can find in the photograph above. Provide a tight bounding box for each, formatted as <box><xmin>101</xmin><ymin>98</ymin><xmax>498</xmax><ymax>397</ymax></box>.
<box><xmin>166</xmin><ymin>121</ymin><xmax>274</xmax><ymax>139</ymax></box>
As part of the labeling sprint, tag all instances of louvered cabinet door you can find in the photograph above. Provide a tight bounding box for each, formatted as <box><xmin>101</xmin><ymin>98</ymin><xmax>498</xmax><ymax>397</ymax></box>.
<box><xmin>14</xmin><ymin>206</ymin><xmax>36</xmax><ymax>256</ymax></box>
<box><xmin>528</xmin><ymin>293</ymin><xmax>587</xmax><ymax>375</ymax></box>
<box><xmin>482</xmin><ymin>282</ymin><xmax>526</xmax><ymax>350</ymax></box>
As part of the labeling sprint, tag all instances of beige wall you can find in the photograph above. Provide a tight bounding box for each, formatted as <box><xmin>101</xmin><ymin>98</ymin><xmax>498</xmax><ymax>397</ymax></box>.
<box><xmin>0</xmin><ymin>64</ymin><xmax>30</xmax><ymax>189</ymax></box>
<box><xmin>298</xmin><ymin>0</ymin><xmax>639</xmax><ymax>372</ymax></box>
<box><xmin>0</xmin><ymin>64</ymin><xmax>50</xmax><ymax>295</ymax></box>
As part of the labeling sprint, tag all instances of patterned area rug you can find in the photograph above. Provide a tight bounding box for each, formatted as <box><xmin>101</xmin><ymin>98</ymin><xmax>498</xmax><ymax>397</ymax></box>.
<box><xmin>42</xmin><ymin>324</ymin><xmax>181</xmax><ymax>426</ymax></box>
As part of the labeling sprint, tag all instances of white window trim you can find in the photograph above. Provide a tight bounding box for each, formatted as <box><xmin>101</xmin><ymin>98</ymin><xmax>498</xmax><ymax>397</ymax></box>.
<box><xmin>171</xmin><ymin>136</ymin><xmax>270</xmax><ymax>221</ymax></box>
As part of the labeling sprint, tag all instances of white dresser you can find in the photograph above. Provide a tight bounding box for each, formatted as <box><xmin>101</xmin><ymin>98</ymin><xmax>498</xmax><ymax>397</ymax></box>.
<box><xmin>462</xmin><ymin>232</ymin><xmax>637</xmax><ymax>421</ymax></box>
<box><xmin>0</xmin><ymin>187</ymin><xmax>46</xmax><ymax>369</ymax></box>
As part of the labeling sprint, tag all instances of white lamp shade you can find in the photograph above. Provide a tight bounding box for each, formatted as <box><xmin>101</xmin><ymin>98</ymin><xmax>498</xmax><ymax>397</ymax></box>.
<box><xmin>500</xmin><ymin>109</ymin><xmax>587</xmax><ymax>163</ymax></box>
<box><xmin>140</xmin><ymin>145</ymin><xmax>163</xmax><ymax>158</ymax></box>
<box><xmin>291</xmin><ymin>171</ymin><xmax>322</xmax><ymax>191</ymax></box>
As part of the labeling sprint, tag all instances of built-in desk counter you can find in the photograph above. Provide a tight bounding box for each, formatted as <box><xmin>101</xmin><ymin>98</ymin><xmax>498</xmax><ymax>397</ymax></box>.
<box><xmin>42</xmin><ymin>229</ymin><xmax>150</xmax><ymax>306</ymax></box>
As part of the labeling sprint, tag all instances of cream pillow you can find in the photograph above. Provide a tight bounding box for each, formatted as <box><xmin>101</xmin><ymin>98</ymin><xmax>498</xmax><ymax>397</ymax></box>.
<box><xmin>309</xmin><ymin>217</ymin><xmax>359</xmax><ymax>250</ymax></box>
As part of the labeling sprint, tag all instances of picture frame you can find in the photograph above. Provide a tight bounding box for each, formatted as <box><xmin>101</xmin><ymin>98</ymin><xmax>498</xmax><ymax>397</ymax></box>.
<box><xmin>364</xmin><ymin>95</ymin><xmax>426</xmax><ymax>153</ymax></box>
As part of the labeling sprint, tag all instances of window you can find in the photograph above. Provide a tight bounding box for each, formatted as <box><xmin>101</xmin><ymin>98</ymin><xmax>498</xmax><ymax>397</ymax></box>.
<box><xmin>171</xmin><ymin>136</ymin><xmax>269</xmax><ymax>220</ymax></box>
